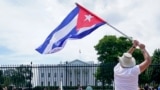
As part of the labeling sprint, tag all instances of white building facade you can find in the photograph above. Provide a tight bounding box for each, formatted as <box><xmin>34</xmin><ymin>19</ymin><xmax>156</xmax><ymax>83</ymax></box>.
<box><xmin>32</xmin><ymin>59</ymin><xmax>99</xmax><ymax>87</ymax></box>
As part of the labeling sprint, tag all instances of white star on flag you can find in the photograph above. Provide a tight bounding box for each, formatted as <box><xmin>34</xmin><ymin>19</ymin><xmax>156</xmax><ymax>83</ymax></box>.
<box><xmin>84</xmin><ymin>14</ymin><xmax>93</xmax><ymax>22</ymax></box>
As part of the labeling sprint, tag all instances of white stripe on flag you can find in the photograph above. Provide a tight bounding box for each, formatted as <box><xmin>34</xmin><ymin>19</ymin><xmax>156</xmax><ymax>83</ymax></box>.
<box><xmin>76</xmin><ymin>24</ymin><xmax>96</xmax><ymax>34</ymax></box>
<box><xmin>43</xmin><ymin>15</ymin><xmax>78</xmax><ymax>54</ymax></box>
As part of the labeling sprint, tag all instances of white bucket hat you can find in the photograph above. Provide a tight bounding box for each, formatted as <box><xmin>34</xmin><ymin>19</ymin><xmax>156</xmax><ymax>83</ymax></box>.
<box><xmin>119</xmin><ymin>53</ymin><xmax>136</xmax><ymax>68</ymax></box>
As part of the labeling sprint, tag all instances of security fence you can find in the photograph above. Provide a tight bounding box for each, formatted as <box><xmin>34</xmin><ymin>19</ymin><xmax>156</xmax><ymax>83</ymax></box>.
<box><xmin>0</xmin><ymin>63</ymin><xmax>160</xmax><ymax>90</ymax></box>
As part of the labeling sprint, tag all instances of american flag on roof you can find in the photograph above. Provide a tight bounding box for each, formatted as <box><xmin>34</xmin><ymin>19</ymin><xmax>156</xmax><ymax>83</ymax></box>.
<box><xmin>36</xmin><ymin>3</ymin><xmax>106</xmax><ymax>54</ymax></box>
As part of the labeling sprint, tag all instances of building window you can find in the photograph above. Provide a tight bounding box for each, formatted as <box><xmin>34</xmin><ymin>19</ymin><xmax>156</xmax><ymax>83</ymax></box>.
<box><xmin>61</xmin><ymin>73</ymin><xmax>63</xmax><ymax>77</ymax></box>
<box><xmin>70</xmin><ymin>72</ymin><xmax>72</xmax><ymax>78</ymax></box>
<box><xmin>86</xmin><ymin>81</ymin><xmax>88</xmax><ymax>86</ymax></box>
<box><xmin>54</xmin><ymin>81</ymin><xmax>57</xmax><ymax>86</ymax></box>
<box><xmin>48</xmin><ymin>81</ymin><xmax>50</xmax><ymax>86</ymax></box>
<box><xmin>54</xmin><ymin>73</ymin><xmax>56</xmax><ymax>77</ymax></box>
<box><xmin>70</xmin><ymin>81</ymin><xmax>72</xmax><ymax>86</ymax></box>
<box><xmin>41</xmin><ymin>73</ymin><xmax>44</xmax><ymax>78</ymax></box>
<box><xmin>41</xmin><ymin>81</ymin><xmax>43</xmax><ymax>86</ymax></box>
<box><xmin>48</xmin><ymin>73</ymin><xmax>51</xmax><ymax>78</ymax></box>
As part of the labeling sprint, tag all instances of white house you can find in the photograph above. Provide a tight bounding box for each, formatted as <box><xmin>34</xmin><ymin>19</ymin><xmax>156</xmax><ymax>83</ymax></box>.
<box><xmin>32</xmin><ymin>59</ymin><xmax>98</xmax><ymax>87</ymax></box>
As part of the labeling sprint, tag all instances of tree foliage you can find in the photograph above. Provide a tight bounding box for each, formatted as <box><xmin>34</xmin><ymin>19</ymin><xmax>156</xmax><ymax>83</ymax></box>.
<box><xmin>15</xmin><ymin>65</ymin><xmax>33</xmax><ymax>87</ymax></box>
<box><xmin>0</xmin><ymin>70</ymin><xmax>4</xmax><ymax>85</ymax></box>
<box><xmin>2</xmin><ymin>65</ymin><xmax>32</xmax><ymax>87</ymax></box>
<box><xmin>94</xmin><ymin>35</ymin><xmax>133</xmax><ymax>63</ymax></box>
<box><xmin>150</xmin><ymin>49</ymin><xmax>160</xmax><ymax>84</ymax></box>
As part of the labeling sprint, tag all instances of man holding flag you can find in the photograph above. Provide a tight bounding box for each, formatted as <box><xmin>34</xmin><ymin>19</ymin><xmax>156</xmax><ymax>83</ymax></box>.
<box><xmin>114</xmin><ymin>40</ymin><xmax>151</xmax><ymax>90</ymax></box>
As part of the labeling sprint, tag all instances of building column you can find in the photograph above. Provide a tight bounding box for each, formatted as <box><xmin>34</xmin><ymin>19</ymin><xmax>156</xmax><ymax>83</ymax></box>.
<box><xmin>72</xmin><ymin>69</ymin><xmax>75</xmax><ymax>86</ymax></box>
<box><xmin>80</xmin><ymin>69</ymin><xmax>82</xmax><ymax>86</ymax></box>
<box><xmin>89</xmin><ymin>68</ymin><xmax>91</xmax><ymax>85</ymax></box>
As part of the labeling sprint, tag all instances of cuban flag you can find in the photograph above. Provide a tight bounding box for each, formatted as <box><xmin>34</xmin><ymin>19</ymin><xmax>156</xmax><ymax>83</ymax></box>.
<box><xmin>36</xmin><ymin>3</ymin><xmax>106</xmax><ymax>54</ymax></box>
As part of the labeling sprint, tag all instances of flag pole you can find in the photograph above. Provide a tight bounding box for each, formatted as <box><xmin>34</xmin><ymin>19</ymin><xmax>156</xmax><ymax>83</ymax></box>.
<box><xmin>76</xmin><ymin>2</ymin><xmax>133</xmax><ymax>41</ymax></box>
<box><xmin>106</xmin><ymin>22</ymin><xmax>133</xmax><ymax>41</ymax></box>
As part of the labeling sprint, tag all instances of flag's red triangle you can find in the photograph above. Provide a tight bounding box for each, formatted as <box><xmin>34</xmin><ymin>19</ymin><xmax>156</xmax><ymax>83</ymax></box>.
<box><xmin>76</xmin><ymin>5</ymin><xmax>106</xmax><ymax>30</ymax></box>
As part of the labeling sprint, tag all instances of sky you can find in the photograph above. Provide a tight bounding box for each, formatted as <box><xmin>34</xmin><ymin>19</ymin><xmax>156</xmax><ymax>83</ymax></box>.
<box><xmin>0</xmin><ymin>0</ymin><xmax>160</xmax><ymax>65</ymax></box>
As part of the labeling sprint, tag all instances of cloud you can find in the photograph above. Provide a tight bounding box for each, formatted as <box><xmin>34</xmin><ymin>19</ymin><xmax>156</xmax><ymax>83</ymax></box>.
<box><xmin>0</xmin><ymin>46</ymin><xmax>14</xmax><ymax>55</ymax></box>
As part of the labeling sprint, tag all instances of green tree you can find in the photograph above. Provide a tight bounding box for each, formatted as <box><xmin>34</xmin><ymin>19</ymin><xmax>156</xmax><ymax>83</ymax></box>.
<box><xmin>14</xmin><ymin>65</ymin><xmax>33</xmax><ymax>87</ymax></box>
<box><xmin>3</xmin><ymin>69</ymin><xmax>15</xmax><ymax>86</ymax></box>
<box><xmin>94</xmin><ymin>35</ymin><xmax>145</xmax><ymax>85</ymax></box>
<box><xmin>2</xmin><ymin>65</ymin><xmax>33</xmax><ymax>88</ymax></box>
<box><xmin>0</xmin><ymin>70</ymin><xmax>4</xmax><ymax>85</ymax></box>
<box><xmin>150</xmin><ymin>49</ymin><xmax>160</xmax><ymax>84</ymax></box>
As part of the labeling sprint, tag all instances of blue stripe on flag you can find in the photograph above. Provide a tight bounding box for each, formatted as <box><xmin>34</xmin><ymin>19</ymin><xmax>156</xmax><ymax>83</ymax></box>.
<box><xmin>36</xmin><ymin>7</ymin><xmax>79</xmax><ymax>54</ymax></box>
